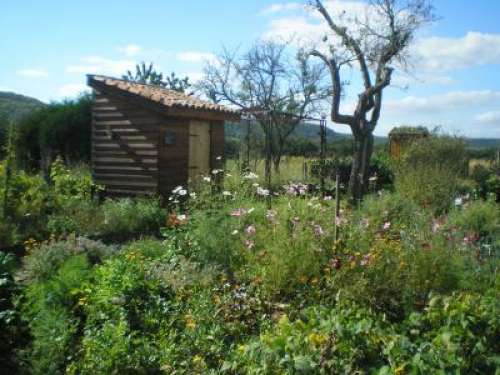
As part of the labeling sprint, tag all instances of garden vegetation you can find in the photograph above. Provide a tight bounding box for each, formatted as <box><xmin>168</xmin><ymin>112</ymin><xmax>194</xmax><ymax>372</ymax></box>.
<box><xmin>0</xmin><ymin>132</ymin><xmax>499</xmax><ymax>374</ymax></box>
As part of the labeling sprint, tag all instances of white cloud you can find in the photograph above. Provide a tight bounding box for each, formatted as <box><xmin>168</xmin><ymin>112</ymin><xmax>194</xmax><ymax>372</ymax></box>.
<box><xmin>17</xmin><ymin>68</ymin><xmax>48</xmax><ymax>78</ymax></box>
<box><xmin>180</xmin><ymin>71</ymin><xmax>203</xmax><ymax>83</ymax></box>
<box><xmin>66</xmin><ymin>56</ymin><xmax>135</xmax><ymax>76</ymax></box>
<box><xmin>176</xmin><ymin>51</ymin><xmax>216</xmax><ymax>64</ymax></box>
<box><xmin>415</xmin><ymin>32</ymin><xmax>500</xmax><ymax>72</ymax></box>
<box><xmin>58</xmin><ymin>83</ymin><xmax>89</xmax><ymax>98</ymax></box>
<box><xmin>260</xmin><ymin>3</ymin><xmax>303</xmax><ymax>15</ymax></box>
<box><xmin>117</xmin><ymin>44</ymin><xmax>142</xmax><ymax>57</ymax></box>
<box><xmin>475</xmin><ymin>111</ymin><xmax>500</xmax><ymax>125</ymax></box>
<box><xmin>386</xmin><ymin>90</ymin><xmax>500</xmax><ymax>115</ymax></box>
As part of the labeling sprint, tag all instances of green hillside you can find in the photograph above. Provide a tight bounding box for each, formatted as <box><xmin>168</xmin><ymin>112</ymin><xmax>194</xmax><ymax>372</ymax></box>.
<box><xmin>0</xmin><ymin>91</ymin><xmax>45</xmax><ymax>124</ymax></box>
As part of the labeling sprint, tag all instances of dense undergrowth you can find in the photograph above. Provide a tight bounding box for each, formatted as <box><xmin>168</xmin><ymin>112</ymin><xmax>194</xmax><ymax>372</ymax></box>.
<box><xmin>0</xmin><ymin>136</ymin><xmax>499</xmax><ymax>374</ymax></box>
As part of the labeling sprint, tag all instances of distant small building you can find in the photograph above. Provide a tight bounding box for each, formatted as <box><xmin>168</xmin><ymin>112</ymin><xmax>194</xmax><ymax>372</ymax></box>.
<box><xmin>388</xmin><ymin>126</ymin><xmax>429</xmax><ymax>158</ymax></box>
<box><xmin>87</xmin><ymin>75</ymin><xmax>240</xmax><ymax>196</ymax></box>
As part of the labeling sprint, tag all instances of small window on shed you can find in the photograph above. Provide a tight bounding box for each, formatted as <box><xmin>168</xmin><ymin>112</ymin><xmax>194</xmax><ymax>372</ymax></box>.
<box><xmin>163</xmin><ymin>130</ymin><xmax>176</xmax><ymax>145</ymax></box>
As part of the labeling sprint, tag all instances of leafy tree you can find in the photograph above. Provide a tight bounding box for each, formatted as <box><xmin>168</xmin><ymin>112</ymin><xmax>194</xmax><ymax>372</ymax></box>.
<box><xmin>16</xmin><ymin>95</ymin><xmax>92</xmax><ymax>171</ymax></box>
<box><xmin>310</xmin><ymin>0</ymin><xmax>436</xmax><ymax>202</ymax></box>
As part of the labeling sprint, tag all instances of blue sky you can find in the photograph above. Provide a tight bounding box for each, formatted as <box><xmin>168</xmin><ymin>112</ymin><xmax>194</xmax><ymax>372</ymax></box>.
<box><xmin>1</xmin><ymin>0</ymin><xmax>499</xmax><ymax>137</ymax></box>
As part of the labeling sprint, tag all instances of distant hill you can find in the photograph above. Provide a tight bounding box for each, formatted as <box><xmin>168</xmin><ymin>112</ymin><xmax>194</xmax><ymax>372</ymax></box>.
<box><xmin>0</xmin><ymin>91</ymin><xmax>45</xmax><ymax>123</ymax></box>
<box><xmin>463</xmin><ymin>138</ymin><xmax>500</xmax><ymax>149</ymax></box>
<box><xmin>226</xmin><ymin>122</ymin><xmax>385</xmax><ymax>145</ymax></box>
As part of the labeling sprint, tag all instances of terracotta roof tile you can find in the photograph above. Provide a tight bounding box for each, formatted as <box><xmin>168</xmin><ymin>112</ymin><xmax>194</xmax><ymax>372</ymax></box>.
<box><xmin>87</xmin><ymin>75</ymin><xmax>239</xmax><ymax>117</ymax></box>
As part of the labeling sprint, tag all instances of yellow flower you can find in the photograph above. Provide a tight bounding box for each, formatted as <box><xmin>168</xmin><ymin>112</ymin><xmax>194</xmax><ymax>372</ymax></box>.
<box><xmin>192</xmin><ymin>354</ymin><xmax>205</xmax><ymax>367</ymax></box>
<box><xmin>77</xmin><ymin>297</ymin><xmax>87</xmax><ymax>306</ymax></box>
<box><xmin>307</xmin><ymin>332</ymin><xmax>328</xmax><ymax>347</ymax></box>
<box><xmin>185</xmin><ymin>314</ymin><xmax>197</xmax><ymax>330</ymax></box>
<box><xmin>237</xmin><ymin>344</ymin><xmax>246</xmax><ymax>354</ymax></box>
<box><xmin>310</xmin><ymin>277</ymin><xmax>319</xmax><ymax>286</ymax></box>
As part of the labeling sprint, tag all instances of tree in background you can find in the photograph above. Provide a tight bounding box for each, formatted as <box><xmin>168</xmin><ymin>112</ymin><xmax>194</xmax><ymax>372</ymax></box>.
<box><xmin>309</xmin><ymin>0</ymin><xmax>435</xmax><ymax>202</ymax></box>
<box><xmin>16</xmin><ymin>95</ymin><xmax>92</xmax><ymax>172</ymax></box>
<box><xmin>200</xmin><ymin>40</ymin><xmax>330</xmax><ymax>176</ymax></box>
<box><xmin>123</xmin><ymin>62</ymin><xmax>191</xmax><ymax>93</ymax></box>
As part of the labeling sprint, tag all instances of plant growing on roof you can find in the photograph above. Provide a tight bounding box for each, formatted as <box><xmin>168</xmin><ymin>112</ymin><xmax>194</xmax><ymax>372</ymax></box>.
<box><xmin>122</xmin><ymin>62</ymin><xmax>191</xmax><ymax>92</ymax></box>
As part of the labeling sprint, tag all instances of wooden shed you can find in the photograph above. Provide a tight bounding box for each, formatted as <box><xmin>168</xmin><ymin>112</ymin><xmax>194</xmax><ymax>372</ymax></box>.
<box><xmin>87</xmin><ymin>75</ymin><xmax>240</xmax><ymax>196</ymax></box>
<box><xmin>388</xmin><ymin>126</ymin><xmax>429</xmax><ymax>159</ymax></box>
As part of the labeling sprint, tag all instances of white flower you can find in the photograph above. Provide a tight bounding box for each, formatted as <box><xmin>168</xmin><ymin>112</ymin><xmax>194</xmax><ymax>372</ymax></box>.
<box><xmin>454</xmin><ymin>197</ymin><xmax>463</xmax><ymax>206</ymax></box>
<box><xmin>178</xmin><ymin>214</ymin><xmax>187</xmax><ymax>221</ymax></box>
<box><xmin>212</xmin><ymin>169</ymin><xmax>223</xmax><ymax>175</ymax></box>
<box><xmin>189</xmin><ymin>192</ymin><xmax>197</xmax><ymax>199</ymax></box>
<box><xmin>172</xmin><ymin>186</ymin><xmax>187</xmax><ymax>196</ymax></box>
<box><xmin>252</xmin><ymin>183</ymin><xmax>259</xmax><ymax>187</ymax></box>
<box><xmin>216</xmin><ymin>156</ymin><xmax>222</xmax><ymax>160</ymax></box>
<box><xmin>243</xmin><ymin>172</ymin><xmax>259</xmax><ymax>180</ymax></box>
<box><xmin>231</xmin><ymin>229</ymin><xmax>239</xmax><ymax>235</ymax></box>
<box><xmin>172</xmin><ymin>186</ymin><xmax>183</xmax><ymax>194</ymax></box>
<box><xmin>203</xmin><ymin>176</ymin><xmax>211</xmax><ymax>182</ymax></box>
<box><xmin>222</xmin><ymin>191</ymin><xmax>232</xmax><ymax>196</ymax></box>
<box><xmin>256</xmin><ymin>187</ymin><xmax>270</xmax><ymax>196</ymax></box>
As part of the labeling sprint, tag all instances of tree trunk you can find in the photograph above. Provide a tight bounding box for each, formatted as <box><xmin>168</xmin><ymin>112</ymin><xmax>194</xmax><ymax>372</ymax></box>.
<box><xmin>348</xmin><ymin>132</ymin><xmax>374</xmax><ymax>204</ymax></box>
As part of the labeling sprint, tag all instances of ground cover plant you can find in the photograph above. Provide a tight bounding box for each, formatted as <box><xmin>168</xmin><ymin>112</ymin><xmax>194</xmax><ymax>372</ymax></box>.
<box><xmin>1</xmin><ymin>142</ymin><xmax>498</xmax><ymax>373</ymax></box>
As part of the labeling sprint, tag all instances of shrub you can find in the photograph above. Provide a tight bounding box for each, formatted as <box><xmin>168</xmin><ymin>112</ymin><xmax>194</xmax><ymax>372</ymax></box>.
<box><xmin>227</xmin><ymin>292</ymin><xmax>499</xmax><ymax>374</ymax></box>
<box><xmin>0</xmin><ymin>251</ymin><xmax>24</xmax><ymax>373</ymax></box>
<box><xmin>98</xmin><ymin>198</ymin><xmax>165</xmax><ymax>242</ymax></box>
<box><xmin>20</xmin><ymin>255</ymin><xmax>92</xmax><ymax>374</ymax></box>
<box><xmin>18</xmin><ymin>237</ymin><xmax>117</xmax><ymax>285</ymax></box>
<box><xmin>394</xmin><ymin>136</ymin><xmax>467</xmax><ymax>213</ymax></box>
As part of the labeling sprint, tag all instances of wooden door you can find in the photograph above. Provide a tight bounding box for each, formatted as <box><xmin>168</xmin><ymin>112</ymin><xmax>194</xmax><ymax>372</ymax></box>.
<box><xmin>189</xmin><ymin>120</ymin><xmax>211</xmax><ymax>187</ymax></box>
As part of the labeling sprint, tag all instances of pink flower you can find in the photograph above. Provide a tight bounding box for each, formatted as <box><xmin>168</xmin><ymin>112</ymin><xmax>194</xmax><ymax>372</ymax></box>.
<box><xmin>360</xmin><ymin>218</ymin><xmax>370</xmax><ymax>228</ymax></box>
<box><xmin>245</xmin><ymin>225</ymin><xmax>256</xmax><ymax>236</ymax></box>
<box><xmin>431</xmin><ymin>220</ymin><xmax>440</xmax><ymax>233</ymax></box>
<box><xmin>329</xmin><ymin>257</ymin><xmax>341</xmax><ymax>270</ymax></box>
<box><xmin>244</xmin><ymin>239</ymin><xmax>255</xmax><ymax>249</ymax></box>
<box><xmin>230</xmin><ymin>208</ymin><xmax>247</xmax><ymax>217</ymax></box>
<box><xmin>360</xmin><ymin>254</ymin><xmax>371</xmax><ymax>266</ymax></box>
<box><xmin>383</xmin><ymin>222</ymin><xmax>391</xmax><ymax>231</ymax></box>
<box><xmin>335</xmin><ymin>215</ymin><xmax>347</xmax><ymax>226</ymax></box>
<box><xmin>265</xmin><ymin>210</ymin><xmax>278</xmax><ymax>224</ymax></box>
<box><xmin>314</xmin><ymin>224</ymin><xmax>324</xmax><ymax>237</ymax></box>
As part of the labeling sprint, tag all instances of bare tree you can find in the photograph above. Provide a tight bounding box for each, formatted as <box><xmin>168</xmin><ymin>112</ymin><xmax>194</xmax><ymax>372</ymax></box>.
<box><xmin>309</xmin><ymin>0</ymin><xmax>435</xmax><ymax>202</ymax></box>
<box><xmin>199</xmin><ymin>40</ymin><xmax>330</xmax><ymax>177</ymax></box>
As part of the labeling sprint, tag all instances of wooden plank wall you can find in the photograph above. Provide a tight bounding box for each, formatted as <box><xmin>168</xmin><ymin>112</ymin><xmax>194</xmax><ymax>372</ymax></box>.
<box><xmin>91</xmin><ymin>90</ymin><xmax>161</xmax><ymax>195</ymax></box>
<box><xmin>157</xmin><ymin>118</ymin><xmax>189</xmax><ymax>197</ymax></box>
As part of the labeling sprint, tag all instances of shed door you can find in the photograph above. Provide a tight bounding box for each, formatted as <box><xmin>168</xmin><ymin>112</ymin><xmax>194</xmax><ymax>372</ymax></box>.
<box><xmin>189</xmin><ymin>120</ymin><xmax>211</xmax><ymax>186</ymax></box>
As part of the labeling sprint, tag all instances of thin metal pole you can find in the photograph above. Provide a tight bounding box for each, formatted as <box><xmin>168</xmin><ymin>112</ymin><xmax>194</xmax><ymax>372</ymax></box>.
<box><xmin>334</xmin><ymin>172</ymin><xmax>340</xmax><ymax>242</ymax></box>
<box><xmin>266</xmin><ymin>116</ymin><xmax>272</xmax><ymax>209</ymax></box>
<box><xmin>319</xmin><ymin>115</ymin><xmax>327</xmax><ymax>197</ymax></box>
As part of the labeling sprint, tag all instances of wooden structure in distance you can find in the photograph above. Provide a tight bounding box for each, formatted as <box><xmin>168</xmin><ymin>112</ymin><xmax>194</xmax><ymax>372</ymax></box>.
<box><xmin>388</xmin><ymin>126</ymin><xmax>429</xmax><ymax>159</ymax></box>
<box><xmin>87</xmin><ymin>75</ymin><xmax>240</xmax><ymax>197</ymax></box>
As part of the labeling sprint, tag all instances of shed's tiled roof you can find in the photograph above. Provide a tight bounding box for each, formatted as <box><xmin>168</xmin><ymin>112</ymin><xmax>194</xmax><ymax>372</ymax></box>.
<box><xmin>87</xmin><ymin>75</ymin><xmax>240</xmax><ymax>117</ymax></box>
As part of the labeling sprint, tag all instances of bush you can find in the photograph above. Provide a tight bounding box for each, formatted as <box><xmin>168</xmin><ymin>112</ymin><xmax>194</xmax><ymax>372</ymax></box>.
<box><xmin>20</xmin><ymin>255</ymin><xmax>92</xmax><ymax>374</ymax></box>
<box><xmin>395</xmin><ymin>136</ymin><xmax>467</xmax><ymax>213</ymax></box>
<box><xmin>0</xmin><ymin>251</ymin><xmax>25</xmax><ymax>373</ymax></box>
<box><xmin>228</xmin><ymin>292</ymin><xmax>499</xmax><ymax>374</ymax></box>
<box><xmin>98</xmin><ymin>198</ymin><xmax>165</xmax><ymax>242</ymax></box>
<box><xmin>18</xmin><ymin>237</ymin><xmax>117</xmax><ymax>285</ymax></box>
